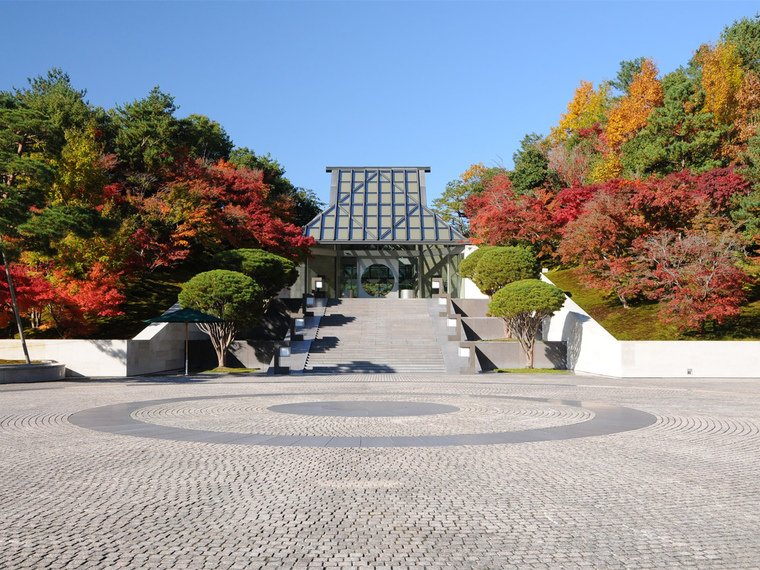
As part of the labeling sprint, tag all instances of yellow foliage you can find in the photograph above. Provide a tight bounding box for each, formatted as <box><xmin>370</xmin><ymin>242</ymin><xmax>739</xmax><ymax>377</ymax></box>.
<box><xmin>697</xmin><ymin>41</ymin><xmax>744</xmax><ymax>125</ymax></box>
<box><xmin>52</xmin><ymin>126</ymin><xmax>108</xmax><ymax>206</ymax></box>
<box><xmin>550</xmin><ymin>80</ymin><xmax>610</xmax><ymax>143</ymax></box>
<box><xmin>460</xmin><ymin>162</ymin><xmax>487</xmax><ymax>184</ymax></box>
<box><xmin>587</xmin><ymin>154</ymin><xmax>623</xmax><ymax>184</ymax></box>
<box><xmin>605</xmin><ymin>59</ymin><xmax>664</xmax><ymax>149</ymax></box>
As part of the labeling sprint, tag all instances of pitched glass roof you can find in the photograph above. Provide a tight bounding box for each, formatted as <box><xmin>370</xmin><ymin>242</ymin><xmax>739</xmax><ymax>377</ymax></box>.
<box><xmin>305</xmin><ymin>167</ymin><xmax>468</xmax><ymax>245</ymax></box>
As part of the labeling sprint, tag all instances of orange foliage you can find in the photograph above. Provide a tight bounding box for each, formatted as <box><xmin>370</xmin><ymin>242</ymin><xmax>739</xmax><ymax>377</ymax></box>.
<box><xmin>605</xmin><ymin>59</ymin><xmax>664</xmax><ymax>149</ymax></box>
<box><xmin>727</xmin><ymin>70</ymin><xmax>760</xmax><ymax>161</ymax></box>
<box><xmin>550</xmin><ymin>80</ymin><xmax>610</xmax><ymax>143</ymax></box>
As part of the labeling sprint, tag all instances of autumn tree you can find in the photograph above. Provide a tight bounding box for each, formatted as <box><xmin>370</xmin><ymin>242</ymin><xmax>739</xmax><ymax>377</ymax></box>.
<box><xmin>488</xmin><ymin>279</ymin><xmax>566</xmax><ymax>368</ymax></box>
<box><xmin>465</xmin><ymin>173</ymin><xmax>558</xmax><ymax>260</ymax></box>
<box><xmin>621</xmin><ymin>68</ymin><xmax>728</xmax><ymax>177</ymax></box>
<box><xmin>608</xmin><ymin>58</ymin><xmax>647</xmax><ymax>95</ymax></box>
<box><xmin>229</xmin><ymin>147</ymin><xmax>323</xmax><ymax>226</ymax></box>
<box><xmin>606</xmin><ymin>59</ymin><xmax>664</xmax><ymax>149</ymax></box>
<box><xmin>558</xmin><ymin>181</ymin><xmax>648</xmax><ymax>307</ymax></box>
<box><xmin>696</xmin><ymin>42</ymin><xmax>744</xmax><ymax>126</ymax></box>
<box><xmin>721</xmin><ymin>14</ymin><xmax>760</xmax><ymax>75</ymax></box>
<box><xmin>178</xmin><ymin>270</ymin><xmax>264</xmax><ymax>367</ymax></box>
<box><xmin>633</xmin><ymin>229</ymin><xmax>751</xmax><ymax>331</ymax></box>
<box><xmin>549</xmin><ymin>80</ymin><xmax>610</xmax><ymax>144</ymax></box>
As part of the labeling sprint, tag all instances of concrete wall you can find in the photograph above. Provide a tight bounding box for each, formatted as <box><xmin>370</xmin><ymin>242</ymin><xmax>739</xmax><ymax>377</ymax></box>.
<box><xmin>0</xmin><ymin>339</ymin><xmax>129</xmax><ymax>377</ymax></box>
<box><xmin>458</xmin><ymin>340</ymin><xmax>567</xmax><ymax>372</ymax></box>
<box><xmin>541</xmin><ymin>275</ymin><xmax>760</xmax><ymax>378</ymax></box>
<box><xmin>461</xmin><ymin>246</ymin><xmax>489</xmax><ymax>300</ymax></box>
<box><xmin>0</xmin><ymin>321</ymin><xmax>209</xmax><ymax>377</ymax></box>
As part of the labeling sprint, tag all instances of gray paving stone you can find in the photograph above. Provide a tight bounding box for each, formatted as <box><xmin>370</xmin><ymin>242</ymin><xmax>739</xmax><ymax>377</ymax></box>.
<box><xmin>1</xmin><ymin>373</ymin><xmax>759</xmax><ymax>568</ymax></box>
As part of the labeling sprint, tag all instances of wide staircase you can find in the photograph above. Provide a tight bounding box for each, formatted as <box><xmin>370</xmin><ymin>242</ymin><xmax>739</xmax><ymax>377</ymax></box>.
<box><xmin>304</xmin><ymin>298</ymin><xmax>447</xmax><ymax>374</ymax></box>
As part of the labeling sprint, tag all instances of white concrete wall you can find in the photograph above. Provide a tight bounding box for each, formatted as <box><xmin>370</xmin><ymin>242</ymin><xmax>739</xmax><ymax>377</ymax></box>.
<box><xmin>542</xmin><ymin>275</ymin><xmax>760</xmax><ymax>378</ymax></box>
<box><xmin>461</xmin><ymin>246</ymin><xmax>489</xmax><ymax>300</ymax></box>
<box><xmin>540</xmin><ymin>277</ymin><xmax>623</xmax><ymax>377</ymax></box>
<box><xmin>0</xmin><ymin>339</ymin><xmax>128</xmax><ymax>377</ymax></box>
<box><xmin>619</xmin><ymin>341</ymin><xmax>760</xmax><ymax>378</ymax></box>
<box><xmin>0</xmin><ymin>321</ymin><xmax>211</xmax><ymax>377</ymax></box>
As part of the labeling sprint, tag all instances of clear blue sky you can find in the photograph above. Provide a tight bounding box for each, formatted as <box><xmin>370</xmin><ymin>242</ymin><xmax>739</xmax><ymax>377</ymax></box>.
<box><xmin>2</xmin><ymin>1</ymin><xmax>757</xmax><ymax>205</ymax></box>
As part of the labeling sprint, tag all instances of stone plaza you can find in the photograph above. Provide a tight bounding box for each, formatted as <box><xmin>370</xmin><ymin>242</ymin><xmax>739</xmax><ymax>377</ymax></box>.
<box><xmin>1</xmin><ymin>373</ymin><xmax>759</xmax><ymax>569</ymax></box>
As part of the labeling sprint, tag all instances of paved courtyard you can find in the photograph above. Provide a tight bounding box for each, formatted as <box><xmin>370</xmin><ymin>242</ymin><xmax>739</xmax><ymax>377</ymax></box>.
<box><xmin>1</xmin><ymin>373</ymin><xmax>759</xmax><ymax>569</ymax></box>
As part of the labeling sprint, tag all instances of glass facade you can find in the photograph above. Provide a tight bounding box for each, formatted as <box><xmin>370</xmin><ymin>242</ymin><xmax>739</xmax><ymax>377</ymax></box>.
<box><xmin>305</xmin><ymin>168</ymin><xmax>468</xmax><ymax>245</ymax></box>
<box><xmin>294</xmin><ymin>168</ymin><xmax>468</xmax><ymax>299</ymax></box>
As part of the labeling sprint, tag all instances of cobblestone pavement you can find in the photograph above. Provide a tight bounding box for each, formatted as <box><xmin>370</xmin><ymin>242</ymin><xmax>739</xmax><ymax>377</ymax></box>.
<box><xmin>1</xmin><ymin>373</ymin><xmax>759</xmax><ymax>569</ymax></box>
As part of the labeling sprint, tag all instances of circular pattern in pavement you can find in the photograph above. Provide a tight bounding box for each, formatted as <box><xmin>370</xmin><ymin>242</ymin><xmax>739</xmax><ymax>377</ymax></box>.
<box><xmin>267</xmin><ymin>400</ymin><xmax>460</xmax><ymax>417</ymax></box>
<box><xmin>69</xmin><ymin>392</ymin><xmax>656</xmax><ymax>447</ymax></box>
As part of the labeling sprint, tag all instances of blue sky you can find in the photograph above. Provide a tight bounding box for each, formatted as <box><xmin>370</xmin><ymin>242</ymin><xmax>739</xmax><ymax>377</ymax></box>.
<box><xmin>2</xmin><ymin>1</ymin><xmax>757</xmax><ymax>205</ymax></box>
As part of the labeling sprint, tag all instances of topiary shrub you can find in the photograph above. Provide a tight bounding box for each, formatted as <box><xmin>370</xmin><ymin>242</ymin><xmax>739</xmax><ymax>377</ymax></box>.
<box><xmin>488</xmin><ymin>279</ymin><xmax>566</xmax><ymax>368</ymax></box>
<box><xmin>212</xmin><ymin>249</ymin><xmax>298</xmax><ymax>304</ymax></box>
<box><xmin>458</xmin><ymin>247</ymin><xmax>489</xmax><ymax>281</ymax></box>
<box><xmin>471</xmin><ymin>246</ymin><xmax>539</xmax><ymax>297</ymax></box>
<box><xmin>179</xmin><ymin>270</ymin><xmax>264</xmax><ymax>367</ymax></box>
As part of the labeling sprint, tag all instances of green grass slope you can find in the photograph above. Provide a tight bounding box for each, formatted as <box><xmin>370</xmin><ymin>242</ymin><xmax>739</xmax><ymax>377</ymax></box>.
<box><xmin>546</xmin><ymin>269</ymin><xmax>760</xmax><ymax>341</ymax></box>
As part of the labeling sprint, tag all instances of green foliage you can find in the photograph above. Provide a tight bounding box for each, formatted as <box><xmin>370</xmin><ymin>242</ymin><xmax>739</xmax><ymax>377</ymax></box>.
<box><xmin>621</xmin><ymin>68</ymin><xmax>728</xmax><ymax>177</ymax></box>
<box><xmin>179</xmin><ymin>269</ymin><xmax>264</xmax><ymax>367</ymax></box>
<box><xmin>509</xmin><ymin>133</ymin><xmax>558</xmax><ymax>196</ymax></box>
<box><xmin>111</xmin><ymin>86</ymin><xmax>183</xmax><ymax>180</ymax></box>
<box><xmin>458</xmin><ymin>247</ymin><xmax>487</xmax><ymax>281</ymax></box>
<box><xmin>609</xmin><ymin>57</ymin><xmax>647</xmax><ymax>95</ymax></box>
<box><xmin>19</xmin><ymin>205</ymin><xmax>116</xmax><ymax>256</ymax></box>
<box><xmin>0</xmin><ymin>93</ymin><xmax>55</xmax><ymax>248</ymax></box>
<box><xmin>180</xmin><ymin>114</ymin><xmax>233</xmax><ymax>162</ymax></box>
<box><xmin>212</xmin><ymin>249</ymin><xmax>298</xmax><ymax>301</ymax></box>
<box><xmin>432</xmin><ymin>179</ymin><xmax>472</xmax><ymax>235</ymax></box>
<box><xmin>489</xmin><ymin>279</ymin><xmax>566</xmax><ymax>319</ymax></box>
<box><xmin>722</xmin><ymin>13</ymin><xmax>760</xmax><ymax>74</ymax></box>
<box><xmin>471</xmin><ymin>246</ymin><xmax>539</xmax><ymax>297</ymax></box>
<box><xmin>179</xmin><ymin>270</ymin><xmax>263</xmax><ymax>324</ymax></box>
<box><xmin>488</xmin><ymin>279</ymin><xmax>566</xmax><ymax>368</ymax></box>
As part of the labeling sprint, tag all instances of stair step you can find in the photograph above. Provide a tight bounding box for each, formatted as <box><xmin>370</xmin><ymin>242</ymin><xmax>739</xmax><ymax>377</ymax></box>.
<box><xmin>303</xmin><ymin>299</ymin><xmax>446</xmax><ymax>374</ymax></box>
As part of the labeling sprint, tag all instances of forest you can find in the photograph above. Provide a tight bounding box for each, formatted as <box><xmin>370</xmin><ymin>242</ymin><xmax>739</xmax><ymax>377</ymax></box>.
<box><xmin>0</xmin><ymin>72</ymin><xmax>320</xmax><ymax>338</ymax></box>
<box><xmin>433</xmin><ymin>14</ymin><xmax>760</xmax><ymax>336</ymax></box>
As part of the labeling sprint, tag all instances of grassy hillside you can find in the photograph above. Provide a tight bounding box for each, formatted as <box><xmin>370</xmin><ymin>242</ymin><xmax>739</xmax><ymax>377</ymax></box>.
<box><xmin>546</xmin><ymin>268</ymin><xmax>760</xmax><ymax>341</ymax></box>
<box><xmin>91</xmin><ymin>265</ymin><xmax>200</xmax><ymax>339</ymax></box>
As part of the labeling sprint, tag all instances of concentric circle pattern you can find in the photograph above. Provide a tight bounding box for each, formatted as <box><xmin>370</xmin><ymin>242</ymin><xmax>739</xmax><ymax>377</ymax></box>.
<box><xmin>70</xmin><ymin>392</ymin><xmax>656</xmax><ymax>447</ymax></box>
<box><xmin>132</xmin><ymin>395</ymin><xmax>592</xmax><ymax>437</ymax></box>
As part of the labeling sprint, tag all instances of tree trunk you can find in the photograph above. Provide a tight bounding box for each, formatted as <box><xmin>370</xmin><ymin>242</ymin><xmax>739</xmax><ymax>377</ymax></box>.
<box><xmin>2</xmin><ymin>250</ymin><xmax>30</xmax><ymax>364</ymax></box>
<box><xmin>216</xmin><ymin>344</ymin><xmax>226</xmax><ymax>368</ymax></box>
<box><xmin>526</xmin><ymin>339</ymin><xmax>534</xmax><ymax>369</ymax></box>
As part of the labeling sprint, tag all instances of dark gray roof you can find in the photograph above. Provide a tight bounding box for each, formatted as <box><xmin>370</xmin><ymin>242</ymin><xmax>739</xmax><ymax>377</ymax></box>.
<box><xmin>305</xmin><ymin>167</ymin><xmax>468</xmax><ymax>245</ymax></box>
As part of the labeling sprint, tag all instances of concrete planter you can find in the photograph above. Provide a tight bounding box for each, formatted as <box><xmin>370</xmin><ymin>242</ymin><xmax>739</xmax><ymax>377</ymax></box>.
<box><xmin>0</xmin><ymin>361</ymin><xmax>67</xmax><ymax>384</ymax></box>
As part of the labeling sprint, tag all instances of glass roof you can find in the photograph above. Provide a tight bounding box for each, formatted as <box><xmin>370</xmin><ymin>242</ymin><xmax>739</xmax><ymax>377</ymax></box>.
<box><xmin>305</xmin><ymin>167</ymin><xmax>468</xmax><ymax>245</ymax></box>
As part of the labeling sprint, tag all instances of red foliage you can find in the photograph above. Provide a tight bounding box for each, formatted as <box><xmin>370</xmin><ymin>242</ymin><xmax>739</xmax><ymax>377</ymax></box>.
<box><xmin>693</xmin><ymin>167</ymin><xmax>751</xmax><ymax>211</ymax></box>
<box><xmin>0</xmin><ymin>262</ymin><xmax>125</xmax><ymax>337</ymax></box>
<box><xmin>42</xmin><ymin>263</ymin><xmax>125</xmax><ymax>337</ymax></box>
<box><xmin>0</xmin><ymin>265</ymin><xmax>56</xmax><ymax>329</ymax></box>
<box><xmin>552</xmin><ymin>185</ymin><xmax>599</xmax><ymax>226</ymax></box>
<box><xmin>558</xmin><ymin>190</ymin><xmax>648</xmax><ymax>306</ymax></box>
<box><xmin>633</xmin><ymin>229</ymin><xmax>751</xmax><ymax>330</ymax></box>
<box><xmin>464</xmin><ymin>174</ymin><xmax>558</xmax><ymax>258</ymax></box>
<box><xmin>127</xmin><ymin>159</ymin><xmax>314</xmax><ymax>270</ymax></box>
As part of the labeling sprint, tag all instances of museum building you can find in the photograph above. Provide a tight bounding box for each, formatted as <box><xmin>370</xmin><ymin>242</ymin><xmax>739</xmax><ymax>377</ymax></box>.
<box><xmin>291</xmin><ymin>167</ymin><xmax>469</xmax><ymax>299</ymax></box>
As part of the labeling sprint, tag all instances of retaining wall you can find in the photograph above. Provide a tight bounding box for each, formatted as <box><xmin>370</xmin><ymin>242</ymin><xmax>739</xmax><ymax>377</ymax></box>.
<box><xmin>542</xmin><ymin>276</ymin><xmax>760</xmax><ymax>378</ymax></box>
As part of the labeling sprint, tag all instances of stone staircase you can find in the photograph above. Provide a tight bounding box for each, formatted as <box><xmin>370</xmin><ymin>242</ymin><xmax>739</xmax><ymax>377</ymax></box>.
<box><xmin>303</xmin><ymin>298</ymin><xmax>447</xmax><ymax>374</ymax></box>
